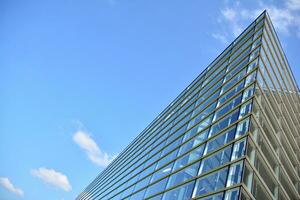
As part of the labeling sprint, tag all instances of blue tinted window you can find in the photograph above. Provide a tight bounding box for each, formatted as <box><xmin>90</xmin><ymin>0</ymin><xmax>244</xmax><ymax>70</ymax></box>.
<box><xmin>209</xmin><ymin>109</ymin><xmax>239</xmax><ymax>137</ymax></box>
<box><xmin>226</xmin><ymin>161</ymin><xmax>244</xmax><ymax>187</ymax></box>
<box><xmin>156</xmin><ymin>149</ymin><xmax>178</xmax><ymax>169</ymax></box>
<box><xmin>224</xmin><ymin>188</ymin><xmax>240</xmax><ymax>200</ymax></box>
<box><xmin>129</xmin><ymin>189</ymin><xmax>146</xmax><ymax>200</ymax></box>
<box><xmin>204</xmin><ymin>126</ymin><xmax>236</xmax><ymax>155</ymax></box>
<box><xmin>133</xmin><ymin>176</ymin><xmax>151</xmax><ymax>193</ymax></box>
<box><xmin>235</xmin><ymin>118</ymin><xmax>250</xmax><ymax>138</ymax></box>
<box><xmin>213</xmin><ymin>94</ymin><xmax>242</xmax><ymax>122</ymax></box>
<box><xmin>194</xmin><ymin>167</ymin><xmax>229</xmax><ymax>197</ymax></box>
<box><xmin>217</xmin><ymin>81</ymin><xmax>244</xmax><ymax>107</ymax></box>
<box><xmin>167</xmin><ymin>162</ymin><xmax>199</xmax><ymax>189</ymax></box>
<box><xmin>180</xmin><ymin>131</ymin><xmax>207</xmax><ymax>155</ymax></box>
<box><xmin>231</xmin><ymin>139</ymin><xmax>247</xmax><ymax>161</ymax></box>
<box><xmin>200</xmin><ymin>192</ymin><xmax>224</xmax><ymax>200</ymax></box>
<box><xmin>199</xmin><ymin>145</ymin><xmax>232</xmax><ymax>174</ymax></box>
<box><xmin>150</xmin><ymin>163</ymin><xmax>173</xmax><ymax>183</ymax></box>
<box><xmin>162</xmin><ymin>181</ymin><xmax>195</xmax><ymax>200</ymax></box>
<box><xmin>173</xmin><ymin>144</ymin><xmax>205</xmax><ymax>171</ymax></box>
<box><xmin>144</xmin><ymin>177</ymin><xmax>168</xmax><ymax>198</ymax></box>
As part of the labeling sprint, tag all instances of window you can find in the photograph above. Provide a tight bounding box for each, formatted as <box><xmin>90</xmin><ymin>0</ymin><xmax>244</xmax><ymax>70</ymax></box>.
<box><xmin>235</xmin><ymin>118</ymin><xmax>250</xmax><ymax>138</ymax></box>
<box><xmin>231</xmin><ymin>138</ymin><xmax>247</xmax><ymax>161</ymax></box>
<box><xmin>204</xmin><ymin>126</ymin><xmax>236</xmax><ymax>155</ymax></box>
<box><xmin>239</xmin><ymin>101</ymin><xmax>252</xmax><ymax>119</ymax></box>
<box><xmin>162</xmin><ymin>181</ymin><xmax>195</xmax><ymax>200</ymax></box>
<box><xmin>224</xmin><ymin>188</ymin><xmax>240</xmax><ymax>200</ymax></box>
<box><xmin>245</xmin><ymin>71</ymin><xmax>256</xmax><ymax>86</ymax></box>
<box><xmin>226</xmin><ymin>161</ymin><xmax>244</xmax><ymax>187</ymax></box>
<box><xmin>167</xmin><ymin>162</ymin><xmax>199</xmax><ymax>189</ymax></box>
<box><xmin>179</xmin><ymin>131</ymin><xmax>207</xmax><ymax>155</ymax></box>
<box><xmin>217</xmin><ymin>81</ymin><xmax>244</xmax><ymax>108</ymax></box>
<box><xmin>221</xmin><ymin>68</ymin><xmax>247</xmax><ymax>95</ymax></box>
<box><xmin>193</xmin><ymin>167</ymin><xmax>229</xmax><ymax>197</ymax></box>
<box><xmin>150</xmin><ymin>163</ymin><xmax>173</xmax><ymax>183</ymax></box>
<box><xmin>144</xmin><ymin>177</ymin><xmax>168</xmax><ymax>198</ymax></box>
<box><xmin>188</xmin><ymin>102</ymin><xmax>217</xmax><ymax>129</ymax></box>
<box><xmin>213</xmin><ymin>95</ymin><xmax>242</xmax><ymax>122</ymax></box>
<box><xmin>199</xmin><ymin>192</ymin><xmax>224</xmax><ymax>200</ymax></box>
<box><xmin>173</xmin><ymin>144</ymin><xmax>205</xmax><ymax>171</ymax></box>
<box><xmin>129</xmin><ymin>189</ymin><xmax>146</xmax><ymax>200</ymax></box>
<box><xmin>156</xmin><ymin>149</ymin><xmax>178</xmax><ymax>169</ymax></box>
<box><xmin>133</xmin><ymin>176</ymin><xmax>151</xmax><ymax>193</ymax></box>
<box><xmin>209</xmin><ymin>109</ymin><xmax>239</xmax><ymax>138</ymax></box>
<box><xmin>199</xmin><ymin>145</ymin><xmax>232</xmax><ymax>174</ymax></box>
<box><xmin>242</xmin><ymin>85</ymin><xmax>254</xmax><ymax>101</ymax></box>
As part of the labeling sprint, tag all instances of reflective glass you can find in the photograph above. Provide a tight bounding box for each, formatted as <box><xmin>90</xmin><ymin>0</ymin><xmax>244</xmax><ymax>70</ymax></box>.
<box><xmin>239</xmin><ymin>101</ymin><xmax>252</xmax><ymax>119</ymax></box>
<box><xmin>150</xmin><ymin>163</ymin><xmax>173</xmax><ymax>183</ymax></box>
<box><xmin>224</xmin><ymin>188</ymin><xmax>240</xmax><ymax>200</ymax></box>
<box><xmin>235</xmin><ymin>118</ymin><xmax>249</xmax><ymax>138</ymax></box>
<box><xmin>204</xmin><ymin>126</ymin><xmax>236</xmax><ymax>155</ymax></box>
<box><xmin>213</xmin><ymin>94</ymin><xmax>242</xmax><ymax>122</ymax></box>
<box><xmin>129</xmin><ymin>189</ymin><xmax>146</xmax><ymax>200</ymax></box>
<box><xmin>194</xmin><ymin>167</ymin><xmax>229</xmax><ymax>197</ymax></box>
<box><xmin>167</xmin><ymin>163</ymin><xmax>199</xmax><ymax>189</ymax></box>
<box><xmin>231</xmin><ymin>138</ymin><xmax>247</xmax><ymax>160</ymax></box>
<box><xmin>217</xmin><ymin>81</ymin><xmax>244</xmax><ymax>107</ymax></box>
<box><xmin>199</xmin><ymin>192</ymin><xmax>224</xmax><ymax>200</ymax></box>
<box><xmin>162</xmin><ymin>181</ymin><xmax>194</xmax><ymax>200</ymax></box>
<box><xmin>209</xmin><ymin>109</ymin><xmax>239</xmax><ymax>137</ymax></box>
<box><xmin>173</xmin><ymin>144</ymin><xmax>205</xmax><ymax>171</ymax></box>
<box><xmin>226</xmin><ymin>161</ymin><xmax>244</xmax><ymax>187</ymax></box>
<box><xmin>179</xmin><ymin>131</ymin><xmax>207</xmax><ymax>155</ymax></box>
<box><xmin>199</xmin><ymin>145</ymin><xmax>232</xmax><ymax>174</ymax></box>
<box><xmin>144</xmin><ymin>177</ymin><xmax>168</xmax><ymax>198</ymax></box>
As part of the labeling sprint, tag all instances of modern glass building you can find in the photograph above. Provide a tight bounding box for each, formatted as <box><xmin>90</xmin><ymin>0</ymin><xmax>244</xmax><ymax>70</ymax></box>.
<box><xmin>77</xmin><ymin>11</ymin><xmax>300</xmax><ymax>200</ymax></box>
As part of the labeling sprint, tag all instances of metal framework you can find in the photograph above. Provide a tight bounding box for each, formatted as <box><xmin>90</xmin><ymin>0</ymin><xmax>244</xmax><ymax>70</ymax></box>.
<box><xmin>77</xmin><ymin>11</ymin><xmax>300</xmax><ymax>200</ymax></box>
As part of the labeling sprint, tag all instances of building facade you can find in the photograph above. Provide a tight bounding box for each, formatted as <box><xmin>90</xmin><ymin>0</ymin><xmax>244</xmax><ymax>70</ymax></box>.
<box><xmin>77</xmin><ymin>11</ymin><xmax>300</xmax><ymax>200</ymax></box>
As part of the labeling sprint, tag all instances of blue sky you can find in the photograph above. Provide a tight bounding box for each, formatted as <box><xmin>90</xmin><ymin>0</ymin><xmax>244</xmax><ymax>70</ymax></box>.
<box><xmin>0</xmin><ymin>0</ymin><xmax>300</xmax><ymax>199</ymax></box>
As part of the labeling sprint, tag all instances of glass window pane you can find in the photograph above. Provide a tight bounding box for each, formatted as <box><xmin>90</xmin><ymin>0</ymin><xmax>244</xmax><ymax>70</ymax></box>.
<box><xmin>226</xmin><ymin>161</ymin><xmax>244</xmax><ymax>187</ymax></box>
<box><xmin>193</xmin><ymin>167</ymin><xmax>229</xmax><ymax>197</ymax></box>
<box><xmin>173</xmin><ymin>144</ymin><xmax>205</xmax><ymax>171</ymax></box>
<box><xmin>144</xmin><ymin>177</ymin><xmax>168</xmax><ymax>198</ymax></box>
<box><xmin>167</xmin><ymin>163</ymin><xmax>199</xmax><ymax>189</ymax></box>
<box><xmin>224</xmin><ymin>188</ymin><xmax>240</xmax><ymax>200</ymax></box>
<box><xmin>239</xmin><ymin>101</ymin><xmax>252</xmax><ymax>119</ymax></box>
<box><xmin>209</xmin><ymin>109</ymin><xmax>239</xmax><ymax>137</ymax></box>
<box><xmin>204</xmin><ymin>126</ymin><xmax>236</xmax><ymax>155</ymax></box>
<box><xmin>180</xmin><ymin>131</ymin><xmax>207</xmax><ymax>155</ymax></box>
<box><xmin>162</xmin><ymin>181</ymin><xmax>195</xmax><ymax>200</ymax></box>
<box><xmin>151</xmin><ymin>163</ymin><xmax>173</xmax><ymax>183</ymax></box>
<box><xmin>235</xmin><ymin>118</ymin><xmax>250</xmax><ymax>138</ymax></box>
<box><xmin>199</xmin><ymin>145</ymin><xmax>232</xmax><ymax>174</ymax></box>
<box><xmin>213</xmin><ymin>94</ymin><xmax>242</xmax><ymax>122</ymax></box>
<box><xmin>129</xmin><ymin>189</ymin><xmax>146</xmax><ymax>200</ymax></box>
<box><xmin>231</xmin><ymin>138</ymin><xmax>247</xmax><ymax>161</ymax></box>
<box><xmin>242</xmin><ymin>85</ymin><xmax>254</xmax><ymax>102</ymax></box>
<box><xmin>199</xmin><ymin>192</ymin><xmax>224</xmax><ymax>200</ymax></box>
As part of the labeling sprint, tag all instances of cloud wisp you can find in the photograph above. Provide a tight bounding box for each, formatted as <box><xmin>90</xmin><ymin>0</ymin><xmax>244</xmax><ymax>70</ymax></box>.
<box><xmin>73</xmin><ymin>130</ymin><xmax>115</xmax><ymax>167</ymax></box>
<box><xmin>0</xmin><ymin>177</ymin><xmax>24</xmax><ymax>197</ymax></box>
<box><xmin>212</xmin><ymin>0</ymin><xmax>300</xmax><ymax>43</ymax></box>
<box><xmin>31</xmin><ymin>168</ymin><xmax>72</xmax><ymax>192</ymax></box>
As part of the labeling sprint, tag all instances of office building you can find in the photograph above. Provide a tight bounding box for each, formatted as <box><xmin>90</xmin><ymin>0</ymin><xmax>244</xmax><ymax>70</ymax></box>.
<box><xmin>77</xmin><ymin>11</ymin><xmax>300</xmax><ymax>200</ymax></box>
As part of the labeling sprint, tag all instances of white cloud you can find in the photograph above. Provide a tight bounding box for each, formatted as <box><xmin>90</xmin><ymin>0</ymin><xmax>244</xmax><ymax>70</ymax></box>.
<box><xmin>286</xmin><ymin>0</ymin><xmax>300</xmax><ymax>10</ymax></box>
<box><xmin>212</xmin><ymin>33</ymin><xmax>229</xmax><ymax>44</ymax></box>
<box><xmin>213</xmin><ymin>0</ymin><xmax>300</xmax><ymax>43</ymax></box>
<box><xmin>73</xmin><ymin>130</ymin><xmax>115</xmax><ymax>167</ymax></box>
<box><xmin>0</xmin><ymin>177</ymin><xmax>24</xmax><ymax>197</ymax></box>
<box><xmin>31</xmin><ymin>168</ymin><xmax>72</xmax><ymax>192</ymax></box>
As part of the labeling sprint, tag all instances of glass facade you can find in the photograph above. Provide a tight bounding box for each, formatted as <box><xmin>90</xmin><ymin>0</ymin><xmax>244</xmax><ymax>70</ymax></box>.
<box><xmin>77</xmin><ymin>11</ymin><xmax>300</xmax><ymax>200</ymax></box>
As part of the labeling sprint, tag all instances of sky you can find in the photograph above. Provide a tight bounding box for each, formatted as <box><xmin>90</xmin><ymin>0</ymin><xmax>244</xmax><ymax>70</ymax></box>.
<box><xmin>0</xmin><ymin>0</ymin><xmax>300</xmax><ymax>199</ymax></box>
